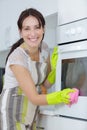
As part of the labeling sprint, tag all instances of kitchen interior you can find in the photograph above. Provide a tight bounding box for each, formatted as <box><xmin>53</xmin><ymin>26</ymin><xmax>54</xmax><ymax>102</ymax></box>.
<box><xmin>0</xmin><ymin>0</ymin><xmax>87</xmax><ymax>130</ymax></box>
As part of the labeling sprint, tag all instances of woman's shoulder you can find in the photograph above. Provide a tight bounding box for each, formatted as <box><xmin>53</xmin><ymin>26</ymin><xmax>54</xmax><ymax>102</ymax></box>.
<box><xmin>8</xmin><ymin>47</ymin><xmax>28</xmax><ymax>63</ymax></box>
<box><xmin>7</xmin><ymin>47</ymin><xmax>29</xmax><ymax>68</ymax></box>
<box><xmin>10</xmin><ymin>47</ymin><xmax>28</xmax><ymax>58</ymax></box>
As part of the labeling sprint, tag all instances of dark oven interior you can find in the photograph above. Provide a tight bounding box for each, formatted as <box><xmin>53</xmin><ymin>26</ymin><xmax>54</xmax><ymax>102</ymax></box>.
<box><xmin>61</xmin><ymin>57</ymin><xmax>87</xmax><ymax>96</ymax></box>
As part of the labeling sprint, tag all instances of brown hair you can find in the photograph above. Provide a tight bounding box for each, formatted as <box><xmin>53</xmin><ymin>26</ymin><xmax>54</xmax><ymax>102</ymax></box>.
<box><xmin>6</xmin><ymin>8</ymin><xmax>45</xmax><ymax>64</ymax></box>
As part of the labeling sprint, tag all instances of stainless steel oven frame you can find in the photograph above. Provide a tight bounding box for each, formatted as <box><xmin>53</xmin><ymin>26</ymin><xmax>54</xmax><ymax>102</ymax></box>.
<box><xmin>55</xmin><ymin>41</ymin><xmax>87</xmax><ymax>120</ymax></box>
<box><xmin>55</xmin><ymin>18</ymin><xmax>87</xmax><ymax>120</ymax></box>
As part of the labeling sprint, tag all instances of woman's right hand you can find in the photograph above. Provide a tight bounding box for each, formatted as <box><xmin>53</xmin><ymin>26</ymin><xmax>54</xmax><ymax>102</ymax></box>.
<box><xmin>46</xmin><ymin>88</ymin><xmax>76</xmax><ymax>105</ymax></box>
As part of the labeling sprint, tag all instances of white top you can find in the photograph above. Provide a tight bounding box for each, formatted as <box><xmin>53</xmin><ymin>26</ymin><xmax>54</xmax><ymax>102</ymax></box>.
<box><xmin>3</xmin><ymin>42</ymin><xmax>50</xmax><ymax>89</ymax></box>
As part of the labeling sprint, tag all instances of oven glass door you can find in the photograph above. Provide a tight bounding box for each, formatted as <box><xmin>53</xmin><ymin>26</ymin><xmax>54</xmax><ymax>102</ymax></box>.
<box><xmin>62</xmin><ymin>57</ymin><xmax>87</xmax><ymax>96</ymax></box>
<box><xmin>55</xmin><ymin>42</ymin><xmax>87</xmax><ymax>120</ymax></box>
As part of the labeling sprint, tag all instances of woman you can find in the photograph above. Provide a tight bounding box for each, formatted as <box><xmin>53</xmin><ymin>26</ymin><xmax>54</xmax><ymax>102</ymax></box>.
<box><xmin>0</xmin><ymin>8</ymin><xmax>75</xmax><ymax>130</ymax></box>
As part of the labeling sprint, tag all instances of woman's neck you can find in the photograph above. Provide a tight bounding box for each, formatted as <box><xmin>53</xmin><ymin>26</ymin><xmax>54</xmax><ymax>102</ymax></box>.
<box><xmin>21</xmin><ymin>42</ymin><xmax>40</xmax><ymax>61</ymax></box>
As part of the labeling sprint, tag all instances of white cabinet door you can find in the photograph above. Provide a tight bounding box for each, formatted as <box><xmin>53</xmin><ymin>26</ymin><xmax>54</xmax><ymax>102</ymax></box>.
<box><xmin>56</xmin><ymin>116</ymin><xmax>87</xmax><ymax>130</ymax></box>
<box><xmin>44</xmin><ymin>13</ymin><xmax>58</xmax><ymax>49</ymax></box>
<box><xmin>58</xmin><ymin>0</ymin><xmax>87</xmax><ymax>25</ymax></box>
<box><xmin>36</xmin><ymin>114</ymin><xmax>57</xmax><ymax>130</ymax></box>
<box><xmin>36</xmin><ymin>114</ymin><xmax>87</xmax><ymax>130</ymax></box>
<box><xmin>0</xmin><ymin>50</ymin><xmax>10</xmax><ymax>67</ymax></box>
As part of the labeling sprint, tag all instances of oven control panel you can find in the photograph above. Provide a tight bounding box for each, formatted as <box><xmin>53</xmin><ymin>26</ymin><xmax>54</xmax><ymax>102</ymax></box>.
<box><xmin>57</xmin><ymin>18</ymin><xmax>87</xmax><ymax>44</ymax></box>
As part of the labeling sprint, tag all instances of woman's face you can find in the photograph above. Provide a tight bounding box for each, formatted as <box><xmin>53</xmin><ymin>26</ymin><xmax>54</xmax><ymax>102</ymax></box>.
<box><xmin>20</xmin><ymin>15</ymin><xmax>44</xmax><ymax>48</ymax></box>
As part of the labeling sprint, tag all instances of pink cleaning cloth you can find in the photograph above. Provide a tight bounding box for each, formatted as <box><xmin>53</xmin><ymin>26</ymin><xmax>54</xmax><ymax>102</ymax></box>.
<box><xmin>68</xmin><ymin>88</ymin><xmax>79</xmax><ymax>107</ymax></box>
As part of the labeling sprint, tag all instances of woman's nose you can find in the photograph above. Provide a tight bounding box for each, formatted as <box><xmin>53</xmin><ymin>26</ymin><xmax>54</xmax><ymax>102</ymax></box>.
<box><xmin>29</xmin><ymin>29</ymin><xmax>36</xmax><ymax>36</ymax></box>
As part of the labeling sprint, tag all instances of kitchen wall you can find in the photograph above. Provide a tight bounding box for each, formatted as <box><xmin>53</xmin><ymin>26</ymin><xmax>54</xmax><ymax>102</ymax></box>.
<box><xmin>0</xmin><ymin>0</ymin><xmax>58</xmax><ymax>51</ymax></box>
<box><xmin>0</xmin><ymin>0</ymin><xmax>58</xmax><ymax>70</ymax></box>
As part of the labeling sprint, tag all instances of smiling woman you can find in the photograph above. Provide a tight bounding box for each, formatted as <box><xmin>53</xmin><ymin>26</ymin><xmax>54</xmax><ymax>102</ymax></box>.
<box><xmin>20</xmin><ymin>15</ymin><xmax>44</xmax><ymax>49</ymax></box>
<box><xmin>0</xmin><ymin>8</ymin><xmax>75</xmax><ymax>130</ymax></box>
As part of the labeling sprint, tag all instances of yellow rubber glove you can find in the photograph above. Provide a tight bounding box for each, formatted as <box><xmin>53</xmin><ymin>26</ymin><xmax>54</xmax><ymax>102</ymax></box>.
<box><xmin>51</xmin><ymin>46</ymin><xmax>58</xmax><ymax>69</ymax></box>
<box><xmin>47</xmin><ymin>69</ymin><xmax>55</xmax><ymax>84</ymax></box>
<box><xmin>46</xmin><ymin>88</ymin><xmax>75</xmax><ymax>105</ymax></box>
<box><xmin>47</xmin><ymin>46</ymin><xmax>58</xmax><ymax>84</ymax></box>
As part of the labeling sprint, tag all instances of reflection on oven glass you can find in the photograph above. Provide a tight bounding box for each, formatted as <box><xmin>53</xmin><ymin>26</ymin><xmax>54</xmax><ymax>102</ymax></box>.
<box><xmin>62</xmin><ymin>57</ymin><xmax>87</xmax><ymax>96</ymax></box>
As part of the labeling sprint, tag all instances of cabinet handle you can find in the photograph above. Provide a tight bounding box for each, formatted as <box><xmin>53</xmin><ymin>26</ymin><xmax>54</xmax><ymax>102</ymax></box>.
<box><xmin>36</xmin><ymin>126</ymin><xmax>45</xmax><ymax>129</ymax></box>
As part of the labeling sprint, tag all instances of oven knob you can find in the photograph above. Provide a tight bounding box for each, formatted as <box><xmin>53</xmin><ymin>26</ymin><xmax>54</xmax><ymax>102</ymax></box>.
<box><xmin>76</xmin><ymin>27</ymin><xmax>82</xmax><ymax>34</ymax></box>
<box><xmin>65</xmin><ymin>29</ymin><xmax>70</xmax><ymax>36</ymax></box>
<box><xmin>70</xmin><ymin>28</ymin><xmax>76</xmax><ymax>35</ymax></box>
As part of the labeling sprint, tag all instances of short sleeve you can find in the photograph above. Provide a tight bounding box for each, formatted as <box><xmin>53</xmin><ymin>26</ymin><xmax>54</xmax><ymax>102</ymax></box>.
<box><xmin>8</xmin><ymin>47</ymin><xmax>28</xmax><ymax>69</ymax></box>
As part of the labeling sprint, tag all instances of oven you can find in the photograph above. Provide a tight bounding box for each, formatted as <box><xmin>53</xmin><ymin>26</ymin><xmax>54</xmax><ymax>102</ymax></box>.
<box><xmin>55</xmin><ymin>18</ymin><xmax>87</xmax><ymax>121</ymax></box>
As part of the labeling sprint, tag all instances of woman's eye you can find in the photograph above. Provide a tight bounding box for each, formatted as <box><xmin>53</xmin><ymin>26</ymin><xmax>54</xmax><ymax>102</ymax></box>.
<box><xmin>35</xmin><ymin>26</ymin><xmax>40</xmax><ymax>29</ymax></box>
<box><xmin>22</xmin><ymin>26</ymin><xmax>41</xmax><ymax>31</ymax></box>
<box><xmin>36</xmin><ymin>27</ymin><xmax>40</xmax><ymax>29</ymax></box>
<box><xmin>24</xmin><ymin>28</ymin><xmax>30</xmax><ymax>30</ymax></box>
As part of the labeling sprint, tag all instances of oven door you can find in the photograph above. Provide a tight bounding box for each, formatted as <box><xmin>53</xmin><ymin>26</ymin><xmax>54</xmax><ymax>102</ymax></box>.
<box><xmin>55</xmin><ymin>41</ymin><xmax>87</xmax><ymax>120</ymax></box>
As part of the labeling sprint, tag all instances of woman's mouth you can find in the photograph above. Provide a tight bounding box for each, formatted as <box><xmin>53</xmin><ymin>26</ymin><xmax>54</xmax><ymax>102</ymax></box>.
<box><xmin>28</xmin><ymin>37</ymin><xmax>38</xmax><ymax>42</ymax></box>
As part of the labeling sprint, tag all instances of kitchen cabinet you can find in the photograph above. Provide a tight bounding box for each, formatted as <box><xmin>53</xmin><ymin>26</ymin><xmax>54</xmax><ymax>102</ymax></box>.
<box><xmin>0</xmin><ymin>68</ymin><xmax>5</xmax><ymax>93</ymax></box>
<box><xmin>0</xmin><ymin>49</ymin><xmax>10</xmax><ymax>67</ymax></box>
<box><xmin>0</xmin><ymin>50</ymin><xmax>9</xmax><ymax>93</ymax></box>
<box><xmin>36</xmin><ymin>114</ymin><xmax>57</xmax><ymax>130</ymax></box>
<box><xmin>44</xmin><ymin>12</ymin><xmax>58</xmax><ymax>49</ymax></box>
<box><xmin>36</xmin><ymin>112</ymin><xmax>87</xmax><ymax>130</ymax></box>
<box><xmin>58</xmin><ymin>0</ymin><xmax>87</xmax><ymax>25</ymax></box>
